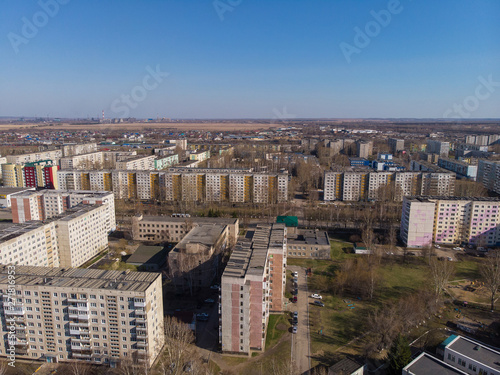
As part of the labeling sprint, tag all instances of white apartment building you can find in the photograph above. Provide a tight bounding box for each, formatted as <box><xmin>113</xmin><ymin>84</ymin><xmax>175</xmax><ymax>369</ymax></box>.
<box><xmin>56</xmin><ymin>204</ymin><xmax>109</xmax><ymax>268</ymax></box>
<box><xmin>368</xmin><ymin>172</ymin><xmax>393</xmax><ymax>201</ymax></box>
<box><xmin>6</xmin><ymin>150</ymin><xmax>62</xmax><ymax>164</ymax></box>
<box><xmin>401</xmin><ymin>196</ymin><xmax>500</xmax><ymax>248</ymax></box>
<box><xmin>0</xmin><ymin>222</ymin><xmax>59</xmax><ymax>267</ymax></box>
<box><xmin>60</xmin><ymin>152</ymin><xmax>104</xmax><ymax>170</ymax></box>
<box><xmin>11</xmin><ymin>190</ymin><xmax>116</xmax><ymax>233</ymax></box>
<box><xmin>116</xmin><ymin>156</ymin><xmax>155</xmax><ymax>171</ymax></box>
<box><xmin>394</xmin><ymin>172</ymin><xmax>420</xmax><ymax>201</ymax></box>
<box><xmin>343</xmin><ymin>172</ymin><xmax>368</xmax><ymax>201</ymax></box>
<box><xmin>0</xmin><ymin>266</ymin><xmax>164</xmax><ymax>367</ymax></box>
<box><xmin>323</xmin><ymin>171</ymin><xmax>342</xmax><ymax>201</ymax></box>
<box><xmin>477</xmin><ymin>159</ymin><xmax>500</xmax><ymax>195</ymax></box>
<box><xmin>229</xmin><ymin>173</ymin><xmax>252</xmax><ymax>203</ymax></box>
<box><xmin>62</xmin><ymin>143</ymin><xmax>98</xmax><ymax>157</ymax></box>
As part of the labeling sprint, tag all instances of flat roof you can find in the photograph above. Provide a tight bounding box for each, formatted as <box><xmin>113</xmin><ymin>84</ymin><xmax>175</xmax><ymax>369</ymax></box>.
<box><xmin>54</xmin><ymin>204</ymin><xmax>103</xmax><ymax>222</ymax></box>
<box><xmin>126</xmin><ymin>245</ymin><xmax>167</xmax><ymax>266</ymax></box>
<box><xmin>223</xmin><ymin>224</ymin><xmax>285</xmax><ymax>279</ymax></box>
<box><xmin>404</xmin><ymin>352</ymin><xmax>467</xmax><ymax>375</ymax></box>
<box><xmin>0</xmin><ymin>265</ymin><xmax>159</xmax><ymax>292</ymax></box>
<box><xmin>0</xmin><ymin>187</ymin><xmax>35</xmax><ymax>195</ymax></box>
<box><xmin>447</xmin><ymin>336</ymin><xmax>500</xmax><ymax>371</ymax></box>
<box><xmin>11</xmin><ymin>189</ymin><xmax>113</xmax><ymax>199</ymax></box>
<box><xmin>0</xmin><ymin>221</ymin><xmax>47</xmax><ymax>243</ymax></box>
<box><xmin>174</xmin><ymin>224</ymin><xmax>227</xmax><ymax>251</ymax></box>
<box><xmin>289</xmin><ymin>230</ymin><xmax>329</xmax><ymax>246</ymax></box>
<box><xmin>138</xmin><ymin>215</ymin><xmax>238</xmax><ymax>225</ymax></box>
<box><xmin>406</xmin><ymin>196</ymin><xmax>500</xmax><ymax>202</ymax></box>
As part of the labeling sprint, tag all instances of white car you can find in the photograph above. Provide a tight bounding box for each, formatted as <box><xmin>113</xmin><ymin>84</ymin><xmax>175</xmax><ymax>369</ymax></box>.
<box><xmin>453</xmin><ymin>247</ymin><xmax>462</xmax><ymax>251</ymax></box>
<box><xmin>434</xmin><ymin>244</ymin><xmax>441</xmax><ymax>249</ymax></box>
<box><xmin>292</xmin><ymin>271</ymin><xmax>298</xmax><ymax>277</ymax></box>
<box><xmin>310</xmin><ymin>294</ymin><xmax>322</xmax><ymax>300</ymax></box>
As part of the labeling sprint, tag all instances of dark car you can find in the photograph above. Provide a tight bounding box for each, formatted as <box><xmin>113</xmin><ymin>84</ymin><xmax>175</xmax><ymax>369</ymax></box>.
<box><xmin>313</xmin><ymin>301</ymin><xmax>325</xmax><ymax>307</ymax></box>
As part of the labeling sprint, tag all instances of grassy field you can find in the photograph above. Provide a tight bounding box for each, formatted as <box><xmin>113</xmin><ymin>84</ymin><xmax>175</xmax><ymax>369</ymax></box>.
<box><xmin>265</xmin><ymin>313</ymin><xmax>291</xmax><ymax>349</ymax></box>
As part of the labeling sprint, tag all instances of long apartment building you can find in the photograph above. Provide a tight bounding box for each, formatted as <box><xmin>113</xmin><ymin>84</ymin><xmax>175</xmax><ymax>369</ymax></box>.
<box><xmin>0</xmin><ymin>204</ymin><xmax>111</xmax><ymax>268</ymax></box>
<box><xmin>11</xmin><ymin>190</ymin><xmax>116</xmax><ymax>232</ymax></box>
<box><xmin>62</xmin><ymin>143</ymin><xmax>98</xmax><ymax>157</ymax></box>
<box><xmin>438</xmin><ymin>157</ymin><xmax>478</xmax><ymax>180</ymax></box>
<box><xmin>220</xmin><ymin>224</ymin><xmax>286</xmax><ymax>355</ymax></box>
<box><xmin>400</xmin><ymin>196</ymin><xmax>500</xmax><ymax>248</ymax></box>
<box><xmin>58</xmin><ymin>168</ymin><xmax>288</xmax><ymax>203</ymax></box>
<box><xmin>324</xmin><ymin>170</ymin><xmax>454</xmax><ymax>201</ymax></box>
<box><xmin>0</xmin><ymin>266</ymin><xmax>164</xmax><ymax>367</ymax></box>
<box><xmin>116</xmin><ymin>155</ymin><xmax>156</xmax><ymax>170</ymax></box>
<box><xmin>6</xmin><ymin>150</ymin><xmax>62</xmax><ymax>164</ymax></box>
<box><xmin>426</xmin><ymin>139</ymin><xmax>450</xmax><ymax>156</ymax></box>
<box><xmin>477</xmin><ymin>159</ymin><xmax>500</xmax><ymax>195</ymax></box>
<box><xmin>2</xmin><ymin>162</ymin><xmax>59</xmax><ymax>189</ymax></box>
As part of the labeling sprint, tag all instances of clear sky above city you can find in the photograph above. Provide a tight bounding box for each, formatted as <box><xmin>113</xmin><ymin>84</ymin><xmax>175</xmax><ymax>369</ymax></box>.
<box><xmin>1</xmin><ymin>0</ymin><xmax>499</xmax><ymax>119</ymax></box>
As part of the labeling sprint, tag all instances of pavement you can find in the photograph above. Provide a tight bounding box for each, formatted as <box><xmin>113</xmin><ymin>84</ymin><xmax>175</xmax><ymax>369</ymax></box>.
<box><xmin>287</xmin><ymin>265</ymin><xmax>311</xmax><ymax>375</ymax></box>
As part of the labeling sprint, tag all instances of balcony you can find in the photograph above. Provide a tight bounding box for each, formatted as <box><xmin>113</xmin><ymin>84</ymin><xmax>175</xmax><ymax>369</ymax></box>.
<box><xmin>135</xmin><ymin>309</ymin><xmax>146</xmax><ymax>316</ymax></box>
<box><xmin>4</xmin><ymin>307</ymin><xmax>25</xmax><ymax>316</ymax></box>
<box><xmin>70</xmin><ymin>328</ymin><xmax>89</xmax><ymax>336</ymax></box>
<box><xmin>68</xmin><ymin>297</ymin><xmax>88</xmax><ymax>303</ymax></box>
<box><xmin>134</xmin><ymin>301</ymin><xmax>146</xmax><ymax>308</ymax></box>
<box><xmin>135</xmin><ymin>318</ymin><xmax>146</xmax><ymax>324</ymax></box>
<box><xmin>72</xmin><ymin>353</ymin><xmax>92</xmax><ymax>359</ymax></box>
<box><xmin>71</xmin><ymin>344</ymin><xmax>92</xmax><ymax>351</ymax></box>
<box><xmin>71</xmin><ymin>337</ymin><xmax>91</xmax><ymax>344</ymax></box>
<box><xmin>136</xmin><ymin>334</ymin><xmax>147</xmax><ymax>340</ymax></box>
<box><xmin>69</xmin><ymin>313</ymin><xmax>90</xmax><ymax>320</ymax></box>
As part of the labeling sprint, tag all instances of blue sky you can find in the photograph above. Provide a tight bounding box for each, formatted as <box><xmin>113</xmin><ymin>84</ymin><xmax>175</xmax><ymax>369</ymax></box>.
<box><xmin>1</xmin><ymin>0</ymin><xmax>499</xmax><ymax>119</ymax></box>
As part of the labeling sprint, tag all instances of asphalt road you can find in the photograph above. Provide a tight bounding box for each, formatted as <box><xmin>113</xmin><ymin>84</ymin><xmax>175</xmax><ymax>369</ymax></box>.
<box><xmin>288</xmin><ymin>265</ymin><xmax>311</xmax><ymax>375</ymax></box>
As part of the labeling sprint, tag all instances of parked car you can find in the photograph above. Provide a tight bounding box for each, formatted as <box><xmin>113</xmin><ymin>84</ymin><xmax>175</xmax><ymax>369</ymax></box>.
<box><xmin>292</xmin><ymin>271</ymin><xmax>298</xmax><ymax>277</ymax></box>
<box><xmin>434</xmin><ymin>244</ymin><xmax>441</xmax><ymax>249</ymax></box>
<box><xmin>313</xmin><ymin>301</ymin><xmax>325</xmax><ymax>307</ymax></box>
<box><xmin>292</xmin><ymin>288</ymin><xmax>298</xmax><ymax>295</ymax></box>
<box><xmin>453</xmin><ymin>247</ymin><xmax>463</xmax><ymax>251</ymax></box>
<box><xmin>293</xmin><ymin>311</ymin><xmax>298</xmax><ymax>318</ymax></box>
<box><xmin>210</xmin><ymin>284</ymin><xmax>220</xmax><ymax>290</ymax></box>
<box><xmin>293</xmin><ymin>296</ymin><xmax>297</xmax><ymax>303</ymax></box>
<box><xmin>310</xmin><ymin>293</ymin><xmax>322</xmax><ymax>300</ymax></box>
<box><xmin>292</xmin><ymin>326</ymin><xmax>298</xmax><ymax>334</ymax></box>
<box><xmin>292</xmin><ymin>277</ymin><xmax>298</xmax><ymax>283</ymax></box>
<box><xmin>204</xmin><ymin>298</ymin><xmax>215</xmax><ymax>304</ymax></box>
<box><xmin>196</xmin><ymin>313</ymin><xmax>209</xmax><ymax>321</ymax></box>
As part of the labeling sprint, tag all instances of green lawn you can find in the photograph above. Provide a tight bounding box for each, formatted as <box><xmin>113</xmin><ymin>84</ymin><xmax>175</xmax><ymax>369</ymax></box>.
<box><xmin>453</xmin><ymin>259</ymin><xmax>481</xmax><ymax>281</ymax></box>
<box><xmin>265</xmin><ymin>314</ymin><xmax>290</xmax><ymax>349</ymax></box>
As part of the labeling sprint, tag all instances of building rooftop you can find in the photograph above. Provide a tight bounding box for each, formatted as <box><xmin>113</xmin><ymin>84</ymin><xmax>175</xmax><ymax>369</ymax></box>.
<box><xmin>0</xmin><ymin>187</ymin><xmax>35</xmax><ymax>195</ymax></box>
<box><xmin>137</xmin><ymin>215</ymin><xmax>238</xmax><ymax>225</ymax></box>
<box><xmin>0</xmin><ymin>265</ymin><xmax>159</xmax><ymax>293</ymax></box>
<box><xmin>223</xmin><ymin>224</ymin><xmax>285</xmax><ymax>279</ymax></box>
<box><xmin>0</xmin><ymin>221</ymin><xmax>47</xmax><ymax>243</ymax></box>
<box><xmin>403</xmin><ymin>352</ymin><xmax>466</xmax><ymax>375</ymax></box>
<box><xmin>406</xmin><ymin>196</ymin><xmax>500</xmax><ymax>202</ymax></box>
<box><xmin>11</xmin><ymin>189</ymin><xmax>113</xmax><ymax>199</ymax></box>
<box><xmin>328</xmin><ymin>358</ymin><xmax>364</xmax><ymax>375</ymax></box>
<box><xmin>447</xmin><ymin>336</ymin><xmax>500</xmax><ymax>372</ymax></box>
<box><xmin>173</xmin><ymin>224</ymin><xmax>227</xmax><ymax>252</ymax></box>
<box><xmin>54</xmin><ymin>204</ymin><xmax>103</xmax><ymax>222</ymax></box>
<box><xmin>289</xmin><ymin>230</ymin><xmax>330</xmax><ymax>246</ymax></box>
<box><xmin>126</xmin><ymin>245</ymin><xmax>167</xmax><ymax>266</ymax></box>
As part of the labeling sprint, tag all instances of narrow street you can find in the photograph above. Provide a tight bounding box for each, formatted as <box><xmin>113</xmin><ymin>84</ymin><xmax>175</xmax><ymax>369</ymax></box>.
<box><xmin>287</xmin><ymin>265</ymin><xmax>311</xmax><ymax>374</ymax></box>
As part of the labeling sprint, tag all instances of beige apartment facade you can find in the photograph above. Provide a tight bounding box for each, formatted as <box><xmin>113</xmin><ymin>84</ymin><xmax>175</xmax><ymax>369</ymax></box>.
<box><xmin>0</xmin><ymin>266</ymin><xmax>164</xmax><ymax>367</ymax></box>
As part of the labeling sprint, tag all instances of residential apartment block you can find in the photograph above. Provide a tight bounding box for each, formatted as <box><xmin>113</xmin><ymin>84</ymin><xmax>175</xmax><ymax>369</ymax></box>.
<box><xmin>0</xmin><ymin>203</ymin><xmax>110</xmax><ymax>268</ymax></box>
<box><xmin>115</xmin><ymin>155</ymin><xmax>156</xmax><ymax>171</ymax></box>
<box><xmin>324</xmin><ymin>170</ymin><xmax>454</xmax><ymax>202</ymax></box>
<box><xmin>477</xmin><ymin>159</ymin><xmax>500</xmax><ymax>195</ymax></box>
<box><xmin>189</xmin><ymin>150</ymin><xmax>210</xmax><ymax>162</ymax></box>
<box><xmin>62</xmin><ymin>143</ymin><xmax>98</xmax><ymax>157</ymax></box>
<box><xmin>6</xmin><ymin>150</ymin><xmax>62</xmax><ymax>164</ymax></box>
<box><xmin>401</xmin><ymin>196</ymin><xmax>500</xmax><ymax>248</ymax></box>
<box><xmin>426</xmin><ymin>140</ymin><xmax>450</xmax><ymax>156</ymax></box>
<box><xmin>220</xmin><ymin>224</ymin><xmax>287</xmax><ymax>355</ymax></box>
<box><xmin>356</xmin><ymin>141</ymin><xmax>373</xmax><ymax>158</ymax></box>
<box><xmin>0</xmin><ymin>266</ymin><xmax>164</xmax><ymax>367</ymax></box>
<box><xmin>11</xmin><ymin>190</ymin><xmax>116</xmax><ymax>233</ymax></box>
<box><xmin>2</xmin><ymin>162</ymin><xmax>59</xmax><ymax>189</ymax></box>
<box><xmin>465</xmin><ymin>134</ymin><xmax>500</xmax><ymax>146</ymax></box>
<box><xmin>57</xmin><ymin>168</ymin><xmax>288</xmax><ymax>203</ymax></box>
<box><xmin>438</xmin><ymin>158</ymin><xmax>478</xmax><ymax>180</ymax></box>
<box><xmin>388</xmin><ymin>138</ymin><xmax>404</xmax><ymax>154</ymax></box>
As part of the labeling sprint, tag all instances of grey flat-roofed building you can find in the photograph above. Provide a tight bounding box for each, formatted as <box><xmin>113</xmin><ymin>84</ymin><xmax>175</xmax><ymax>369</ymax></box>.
<box><xmin>403</xmin><ymin>352</ymin><xmax>467</xmax><ymax>375</ymax></box>
<box><xmin>288</xmin><ymin>230</ymin><xmax>330</xmax><ymax>259</ymax></box>
<box><xmin>444</xmin><ymin>335</ymin><xmax>500</xmax><ymax>375</ymax></box>
<box><xmin>126</xmin><ymin>245</ymin><xmax>167</xmax><ymax>271</ymax></box>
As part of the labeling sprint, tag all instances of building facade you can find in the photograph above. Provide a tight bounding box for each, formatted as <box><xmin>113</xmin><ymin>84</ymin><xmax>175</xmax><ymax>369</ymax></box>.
<box><xmin>0</xmin><ymin>266</ymin><xmax>164</xmax><ymax>367</ymax></box>
<box><xmin>220</xmin><ymin>224</ymin><xmax>286</xmax><ymax>355</ymax></box>
<box><xmin>477</xmin><ymin>159</ymin><xmax>500</xmax><ymax>195</ymax></box>
<box><xmin>401</xmin><ymin>196</ymin><xmax>500</xmax><ymax>248</ymax></box>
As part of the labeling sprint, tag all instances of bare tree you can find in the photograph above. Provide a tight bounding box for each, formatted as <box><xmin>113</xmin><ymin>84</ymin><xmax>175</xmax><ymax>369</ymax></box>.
<box><xmin>159</xmin><ymin>316</ymin><xmax>195</xmax><ymax>375</ymax></box>
<box><xmin>480</xmin><ymin>250</ymin><xmax>500</xmax><ymax>311</ymax></box>
<box><xmin>0</xmin><ymin>362</ymin><xmax>7</xmax><ymax>375</ymax></box>
<box><xmin>429</xmin><ymin>257</ymin><xmax>455</xmax><ymax>301</ymax></box>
